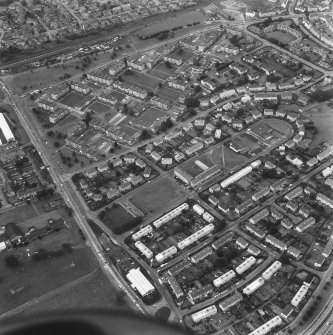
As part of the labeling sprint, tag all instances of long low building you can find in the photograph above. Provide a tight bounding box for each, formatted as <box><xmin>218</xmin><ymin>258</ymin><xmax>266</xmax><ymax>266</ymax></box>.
<box><xmin>249</xmin><ymin>208</ymin><xmax>270</xmax><ymax>225</ymax></box>
<box><xmin>191</xmin><ymin>305</ymin><xmax>217</xmax><ymax>323</ymax></box>
<box><xmin>126</xmin><ymin>268</ymin><xmax>155</xmax><ymax>297</ymax></box>
<box><xmin>178</xmin><ymin>224</ymin><xmax>214</xmax><ymax>250</ymax></box>
<box><xmin>235</xmin><ymin>256</ymin><xmax>256</xmax><ymax>275</ymax></box>
<box><xmin>220</xmin><ymin>165</ymin><xmax>253</xmax><ymax>188</ymax></box>
<box><xmin>166</xmin><ymin>275</ymin><xmax>183</xmax><ymax>300</ymax></box>
<box><xmin>156</xmin><ymin>246</ymin><xmax>177</xmax><ymax>263</ymax></box>
<box><xmin>135</xmin><ymin>241</ymin><xmax>153</xmax><ymax>260</ymax></box>
<box><xmin>262</xmin><ymin>261</ymin><xmax>281</xmax><ymax>280</ymax></box>
<box><xmin>190</xmin><ymin>246</ymin><xmax>213</xmax><ymax>264</ymax></box>
<box><xmin>291</xmin><ymin>284</ymin><xmax>309</xmax><ymax>307</ymax></box>
<box><xmin>219</xmin><ymin>291</ymin><xmax>243</xmax><ymax>312</ymax></box>
<box><xmin>317</xmin><ymin>193</ymin><xmax>333</xmax><ymax>209</ymax></box>
<box><xmin>132</xmin><ymin>225</ymin><xmax>153</xmax><ymax>241</ymax></box>
<box><xmin>213</xmin><ymin>270</ymin><xmax>236</xmax><ymax>288</ymax></box>
<box><xmin>0</xmin><ymin>113</ymin><xmax>15</xmax><ymax>143</ymax></box>
<box><xmin>265</xmin><ymin>234</ymin><xmax>287</xmax><ymax>251</ymax></box>
<box><xmin>212</xmin><ymin>232</ymin><xmax>234</xmax><ymax>250</ymax></box>
<box><xmin>243</xmin><ymin>277</ymin><xmax>265</xmax><ymax>295</ymax></box>
<box><xmin>322</xmin><ymin>234</ymin><xmax>333</xmax><ymax>258</ymax></box>
<box><xmin>153</xmin><ymin>203</ymin><xmax>189</xmax><ymax>229</ymax></box>
<box><xmin>295</xmin><ymin>217</ymin><xmax>316</xmax><ymax>233</ymax></box>
<box><xmin>248</xmin><ymin>316</ymin><xmax>283</xmax><ymax>335</ymax></box>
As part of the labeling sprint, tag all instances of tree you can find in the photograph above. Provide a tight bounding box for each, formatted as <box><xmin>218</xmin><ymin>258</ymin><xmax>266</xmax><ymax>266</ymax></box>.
<box><xmin>185</xmin><ymin>97</ymin><xmax>200</xmax><ymax>108</ymax></box>
<box><xmin>83</xmin><ymin>112</ymin><xmax>92</xmax><ymax>128</ymax></box>
<box><xmin>4</xmin><ymin>255</ymin><xmax>20</xmax><ymax>268</ymax></box>
<box><xmin>164</xmin><ymin>61</ymin><xmax>172</xmax><ymax>68</ymax></box>
<box><xmin>116</xmin><ymin>290</ymin><xmax>126</xmax><ymax>305</ymax></box>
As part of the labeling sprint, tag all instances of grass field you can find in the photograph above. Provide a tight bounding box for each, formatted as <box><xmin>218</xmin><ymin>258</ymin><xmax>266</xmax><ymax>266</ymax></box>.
<box><xmin>60</xmin><ymin>91</ymin><xmax>86</xmax><ymax>108</ymax></box>
<box><xmin>157</xmin><ymin>87</ymin><xmax>181</xmax><ymax>101</ymax></box>
<box><xmin>0</xmin><ymin>203</ymin><xmax>39</xmax><ymax>224</ymax></box>
<box><xmin>265</xmin><ymin>31</ymin><xmax>296</xmax><ymax>45</ymax></box>
<box><xmin>211</xmin><ymin>145</ymin><xmax>246</xmax><ymax>170</ymax></box>
<box><xmin>100</xmin><ymin>206</ymin><xmax>134</xmax><ymax>231</ymax></box>
<box><xmin>2</xmin><ymin>269</ymin><xmax>129</xmax><ymax>320</ymax></box>
<box><xmin>88</xmin><ymin>101</ymin><xmax>114</xmax><ymax>114</ymax></box>
<box><xmin>122</xmin><ymin>71</ymin><xmax>162</xmax><ymax>90</ymax></box>
<box><xmin>0</xmin><ymin>89</ymin><xmax>5</xmax><ymax>101</ymax></box>
<box><xmin>0</xmin><ymin>247</ymin><xmax>97</xmax><ymax>314</ymax></box>
<box><xmin>147</xmin><ymin>69</ymin><xmax>171</xmax><ymax>81</ymax></box>
<box><xmin>129</xmin><ymin>177</ymin><xmax>186</xmax><ymax>215</ymax></box>
<box><xmin>304</xmin><ymin>103</ymin><xmax>333</xmax><ymax>149</ymax></box>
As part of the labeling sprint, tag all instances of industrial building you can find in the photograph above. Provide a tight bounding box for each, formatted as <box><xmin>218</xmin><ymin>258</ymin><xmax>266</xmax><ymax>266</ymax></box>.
<box><xmin>126</xmin><ymin>268</ymin><xmax>155</xmax><ymax>297</ymax></box>
<box><xmin>0</xmin><ymin>113</ymin><xmax>15</xmax><ymax>144</ymax></box>
<box><xmin>220</xmin><ymin>165</ymin><xmax>253</xmax><ymax>188</ymax></box>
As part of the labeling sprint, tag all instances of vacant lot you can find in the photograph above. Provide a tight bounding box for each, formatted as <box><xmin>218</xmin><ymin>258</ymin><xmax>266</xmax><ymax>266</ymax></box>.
<box><xmin>129</xmin><ymin>176</ymin><xmax>186</xmax><ymax>215</ymax></box>
<box><xmin>265</xmin><ymin>31</ymin><xmax>296</xmax><ymax>45</ymax></box>
<box><xmin>2</xmin><ymin>268</ymin><xmax>129</xmax><ymax>320</ymax></box>
<box><xmin>0</xmin><ymin>203</ymin><xmax>39</xmax><ymax>224</ymax></box>
<box><xmin>147</xmin><ymin>69</ymin><xmax>170</xmax><ymax>81</ymax></box>
<box><xmin>0</xmin><ymin>247</ymin><xmax>97</xmax><ymax>314</ymax></box>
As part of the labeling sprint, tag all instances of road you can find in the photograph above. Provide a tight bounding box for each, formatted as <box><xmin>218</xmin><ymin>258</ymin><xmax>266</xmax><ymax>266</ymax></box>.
<box><xmin>0</xmin><ymin>83</ymin><xmax>149</xmax><ymax>316</ymax></box>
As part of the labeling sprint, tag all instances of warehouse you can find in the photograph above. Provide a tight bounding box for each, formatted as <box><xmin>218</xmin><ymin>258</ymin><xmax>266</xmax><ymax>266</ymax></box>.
<box><xmin>191</xmin><ymin>305</ymin><xmax>217</xmax><ymax>323</ymax></box>
<box><xmin>219</xmin><ymin>291</ymin><xmax>243</xmax><ymax>312</ymax></box>
<box><xmin>126</xmin><ymin>268</ymin><xmax>155</xmax><ymax>297</ymax></box>
<box><xmin>262</xmin><ymin>261</ymin><xmax>281</xmax><ymax>280</ymax></box>
<box><xmin>0</xmin><ymin>113</ymin><xmax>14</xmax><ymax>144</ymax></box>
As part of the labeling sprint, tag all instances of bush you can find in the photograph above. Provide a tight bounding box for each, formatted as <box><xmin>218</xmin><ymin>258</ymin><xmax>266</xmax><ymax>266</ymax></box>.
<box><xmin>4</xmin><ymin>255</ymin><xmax>20</xmax><ymax>268</ymax></box>
<box><xmin>155</xmin><ymin>307</ymin><xmax>171</xmax><ymax>322</ymax></box>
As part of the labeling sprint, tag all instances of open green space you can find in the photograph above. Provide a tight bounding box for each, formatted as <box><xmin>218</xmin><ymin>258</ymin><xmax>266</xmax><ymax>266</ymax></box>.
<box><xmin>211</xmin><ymin>145</ymin><xmax>246</xmax><ymax>170</ymax></box>
<box><xmin>0</xmin><ymin>247</ymin><xmax>97</xmax><ymax>314</ymax></box>
<box><xmin>129</xmin><ymin>177</ymin><xmax>186</xmax><ymax>215</ymax></box>
<box><xmin>88</xmin><ymin>101</ymin><xmax>114</xmax><ymax>114</ymax></box>
<box><xmin>122</xmin><ymin>70</ymin><xmax>162</xmax><ymax>90</ymax></box>
<box><xmin>2</xmin><ymin>268</ymin><xmax>129</xmax><ymax>320</ymax></box>
<box><xmin>0</xmin><ymin>203</ymin><xmax>39</xmax><ymax>224</ymax></box>
<box><xmin>0</xmin><ymin>89</ymin><xmax>5</xmax><ymax>101</ymax></box>
<box><xmin>60</xmin><ymin>91</ymin><xmax>86</xmax><ymax>108</ymax></box>
<box><xmin>157</xmin><ymin>87</ymin><xmax>181</xmax><ymax>101</ymax></box>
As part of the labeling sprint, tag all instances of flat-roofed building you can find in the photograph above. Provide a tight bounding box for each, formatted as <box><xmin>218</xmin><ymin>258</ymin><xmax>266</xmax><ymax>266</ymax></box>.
<box><xmin>213</xmin><ymin>270</ymin><xmax>236</xmax><ymax>287</ymax></box>
<box><xmin>249</xmin><ymin>208</ymin><xmax>270</xmax><ymax>224</ymax></box>
<box><xmin>243</xmin><ymin>277</ymin><xmax>265</xmax><ymax>295</ymax></box>
<box><xmin>191</xmin><ymin>305</ymin><xmax>217</xmax><ymax>323</ymax></box>
<box><xmin>248</xmin><ymin>316</ymin><xmax>282</xmax><ymax>335</ymax></box>
<box><xmin>265</xmin><ymin>234</ymin><xmax>287</xmax><ymax>251</ymax></box>
<box><xmin>236</xmin><ymin>256</ymin><xmax>256</xmax><ymax>274</ymax></box>
<box><xmin>190</xmin><ymin>246</ymin><xmax>213</xmax><ymax>264</ymax></box>
<box><xmin>166</xmin><ymin>275</ymin><xmax>183</xmax><ymax>300</ymax></box>
<box><xmin>295</xmin><ymin>217</ymin><xmax>316</xmax><ymax>233</ymax></box>
<box><xmin>262</xmin><ymin>261</ymin><xmax>281</xmax><ymax>280</ymax></box>
<box><xmin>126</xmin><ymin>268</ymin><xmax>155</xmax><ymax>297</ymax></box>
<box><xmin>291</xmin><ymin>284</ymin><xmax>309</xmax><ymax>307</ymax></box>
<box><xmin>219</xmin><ymin>291</ymin><xmax>243</xmax><ymax>312</ymax></box>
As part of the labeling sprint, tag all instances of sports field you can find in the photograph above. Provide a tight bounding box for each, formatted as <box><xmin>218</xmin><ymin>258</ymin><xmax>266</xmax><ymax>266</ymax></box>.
<box><xmin>157</xmin><ymin>87</ymin><xmax>181</xmax><ymax>101</ymax></box>
<box><xmin>129</xmin><ymin>177</ymin><xmax>186</xmax><ymax>215</ymax></box>
<box><xmin>211</xmin><ymin>145</ymin><xmax>246</xmax><ymax>169</ymax></box>
<box><xmin>100</xmin><ymin>206</ymin><xmax>134</xmax><ymax>232</ymax></box>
